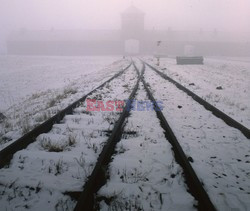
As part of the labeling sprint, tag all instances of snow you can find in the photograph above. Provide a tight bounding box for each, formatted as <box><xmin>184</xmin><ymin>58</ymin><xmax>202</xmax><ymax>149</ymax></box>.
<box><xmin>0</xmin><ymin>56</ymin><xmax>128</xmax><ymax>150</ymax></box>
<box><xmin>0</xmin><ymin>56</ymin><xmax>120</xmax><ymax>111</ymax></box>
<box><xmin>0</xmin><ymin>64</ymin><xmax>137</xmax><ymax>210</ymax></box>
<box><xmin>0</xmin><ymin>56</ymin><xmax>249</xmax><ymax>210</ymax></box>
<box><xmin>146</xmin><ymin>57</ymin><xmax>250</xmax><ymax>128</ymax></box>
<box><xmin>97</xmin><ymin>83</ymin><xmax>196</xmax><ymax>210</ymax></box>
<box><xmin>144</xmin><ymin>64</ymin><xmax>250</xmax><ymax>210</ymax></box>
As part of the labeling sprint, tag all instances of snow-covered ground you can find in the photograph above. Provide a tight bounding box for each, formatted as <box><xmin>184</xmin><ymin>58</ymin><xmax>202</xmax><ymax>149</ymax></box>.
<box><xmin>0</xmin><ymin>56</ymin><xmax>249</xmax><ymax>211</ymax></box>
<box><xmin>144</xmin><ymin>64</ymin><xmax>250</xmax><ymax>210</ymax></box>
<box><xmin>97</xmin><ymin>83</ymin><xmax>196</xmax><ymax>210</ymax></box>
<box><xmin>0</xmin><ymin>56</ymin><xmax>120</xmax><ymax>111</ymax></box>
<box><xmin>0</xmin><ymin>64</ymin><xmax>137</xmax><ymax>210</ymax></box>
<box><xmin>146</xmin><ymin>57</ymin><xmax>250</xmax><ymax>128</ymax></box>
<box><xmin>0</xmin><ymin>56</ymin><xmax>129</xmax><ymax>149</ymax></box>
<box><xmin>207</xmin><ymin>57</ymin><xmax>250</xmax><ymax>63</ymax></box>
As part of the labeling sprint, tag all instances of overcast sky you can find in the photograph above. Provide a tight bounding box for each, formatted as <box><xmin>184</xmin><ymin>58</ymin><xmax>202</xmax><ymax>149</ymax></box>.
<box><xmin>0</xmin><ymin>0</ymin><xmax>249</xmax><ymax>48</ymax></box>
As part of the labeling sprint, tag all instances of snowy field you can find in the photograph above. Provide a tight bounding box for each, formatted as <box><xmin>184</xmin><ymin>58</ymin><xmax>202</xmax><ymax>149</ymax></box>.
<box><xmin>97</xmin><ymin>82</ymin><xmax>196</xmax><ymax>210</ymax></box>
<box><xmin>146</xmin><ymin>57</ymin><xmax>250</xmax><ymax>128</ymax></box>
<box><xmin>0</xmin><ymin>56</ymin><xmax>128</xmax><ymax>149</ymax></box>
<box><xmin>0</xmin><ymin>56</ymin><xmax>249</xmax><ymax>210</ymax></box>
<box><xmin>0</xmin><ymin>61</ymin><xmax>137</xmax><ymax>210</ymax></box>
<box><xmin>0</xmin><ymin>56</ymin><xmax>120</xmax><ymax>111</ymax></box>
<box><xmin>144</xmin><ymin>63</ymin><xmax>250</xmax><ymax>210</ymax></box>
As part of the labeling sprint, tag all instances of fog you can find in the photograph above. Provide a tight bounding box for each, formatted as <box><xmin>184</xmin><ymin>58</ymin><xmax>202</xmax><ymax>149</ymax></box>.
<box><xmin>1</xmin><ymin>0</ymin><xmax>249</xmax><ymax>30</ymax></box>
<box><xmin>0</xmin><ymin>0</ymin><xmax>249</xmax><ymax>54</ymax></box>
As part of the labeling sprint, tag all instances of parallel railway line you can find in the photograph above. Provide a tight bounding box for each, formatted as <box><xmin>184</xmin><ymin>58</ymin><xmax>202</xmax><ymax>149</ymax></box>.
<box><xmin>143</xmin><ymin>60</ymin><xmax>250</xmax><ymax>139</ymax></box>
<box><xmin>0</xmin><ymin>58</ymin><xmax>249</xmax><ymax>210</ymax></box>
<box><xmin>141</xmin><ymin>60</ymin><xmax>250</xmax><ymax>210</ymax></box>
<box><xmin>0</xmin><ymin>61</ymin><xmax>138</xmax><ymax>209</ymax></box>
<box><xmin>74</xmin><ymin>61</ymin><xmax>216</xmax><ymax>210</ymax></box>
<box><xmin>0</xmin><ymin>62</ymin><xmax>132</xmax><ymax>168</ymax></box>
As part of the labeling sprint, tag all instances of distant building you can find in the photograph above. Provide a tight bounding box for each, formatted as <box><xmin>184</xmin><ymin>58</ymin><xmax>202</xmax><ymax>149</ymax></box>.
<box><xmin>7</xmin><ymin>6</ymin><xmax>250</xmax><ymax>56</ymax></box>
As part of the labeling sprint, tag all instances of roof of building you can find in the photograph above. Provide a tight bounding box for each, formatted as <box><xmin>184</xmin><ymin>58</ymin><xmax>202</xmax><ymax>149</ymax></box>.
<box><xmin>7</xmin><ymin>29</ymin><xmax>250</xmax><ymax>43</ymax></box>
<box><xmin>8</xmin><ymin>29</ymin><xmax>121</xmax><ymax>41</ymax></box>
<box><xmin>143</xmin><ymin>30</ymin><xmax>250</xmax><ymax>43</ymax></box>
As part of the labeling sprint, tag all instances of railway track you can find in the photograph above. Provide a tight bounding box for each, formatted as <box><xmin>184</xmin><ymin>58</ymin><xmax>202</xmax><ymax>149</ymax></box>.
<box><xmin>74</xmin><ymin>61</ymin><xmax>216</xmax><ymax>210</ymax></box>
<box><xmin>143</xmin><ymin>60</ymin><xmax>250</xmax><ymax>139</ymax></box>
<box><xmin>141</xmin><ymin>60</ymin><xmax>250</xmax><ymax>210</ymax></box>
<box><xmin>0</xmin><ymin>58</ymin><xmax>248</xmax><ymax>210</ymax></box>
<box><xmin>0</xmin><ymin>62</ymin><xmax>132</xmax><ymax>168</ymax></box>
<box><xmin>0</xmin><ymin>61</ymin><xmax>139</xmax><ymax>210</ymax></box>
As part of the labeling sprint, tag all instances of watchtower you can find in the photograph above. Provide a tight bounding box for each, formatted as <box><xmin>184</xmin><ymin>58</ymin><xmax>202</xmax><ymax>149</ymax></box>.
<box><xmin>121</xmin><ymin>6</ymin><xmax>145</xmax><ymax>40</ymax></box>
<box><xmin>121</xmin><ymin>6</ymin><xmax>144</xmax><ymax>54</ymax></box>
